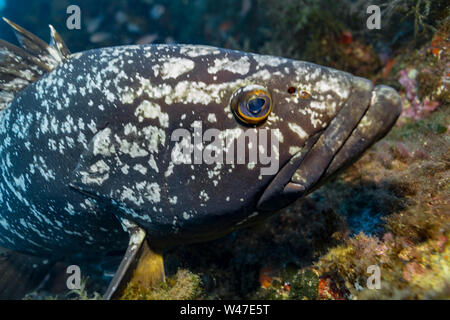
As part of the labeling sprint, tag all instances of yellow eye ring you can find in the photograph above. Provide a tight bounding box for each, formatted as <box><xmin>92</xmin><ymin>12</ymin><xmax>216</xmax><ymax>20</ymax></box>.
<box><xmin>231</xmin><ymin>86</ymin><xmax>272</xmax><ymax>125</ymax></box>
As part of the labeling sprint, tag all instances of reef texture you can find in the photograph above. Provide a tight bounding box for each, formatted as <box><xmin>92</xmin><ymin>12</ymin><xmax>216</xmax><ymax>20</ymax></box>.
<box><xmin>4</xmin><ymin>0</ymin><xmax>448</xmax><ymax>299</ymax></box>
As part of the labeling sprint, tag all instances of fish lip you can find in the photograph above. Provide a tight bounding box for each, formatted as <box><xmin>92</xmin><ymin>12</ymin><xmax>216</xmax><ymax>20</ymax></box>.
<box><xmin>257</xmin><ymin>81</ymin><xmax>401</xmax><ymax>212</ymax></box>
<box><xmin>319</xmin><ymin>85</ymin><xmax>402</xmax><ymax>182</ymax></box>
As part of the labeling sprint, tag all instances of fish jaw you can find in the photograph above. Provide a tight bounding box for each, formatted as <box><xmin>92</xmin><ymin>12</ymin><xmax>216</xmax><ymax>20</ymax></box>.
<box><xmin>257</xmin><ymin>78</ymin><xmax>402</xmax><ymax>212</ymax></box>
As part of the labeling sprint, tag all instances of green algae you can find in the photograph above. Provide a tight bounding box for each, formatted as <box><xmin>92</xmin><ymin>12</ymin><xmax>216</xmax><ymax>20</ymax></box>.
<box><xmin>119</xmin><ymin>269</ymin><xmax>202</xmax><ymax>300</ymax></box>
<box><xmin>255</xmin><ymin>266</ymin><xmax>320</xmax><ymax>300</ymax></box>
<box><xmin>25</xmin><ymin>277</ymin><xmax>103</xmax><ymax>300</ymax></box>
<box><xmin>314</xmin><ymin>106</ymin><xmax>449</xmax><ymax>299</ymax></box>
<box><xmin>65</xmin><ymin>278</ymin><xmax>103</xmax><ymax>300</ymax></box>
<box><xmin>288</xmin><ymin>268</ymin><xmax>319</xmax><ymax>300</ymax></box>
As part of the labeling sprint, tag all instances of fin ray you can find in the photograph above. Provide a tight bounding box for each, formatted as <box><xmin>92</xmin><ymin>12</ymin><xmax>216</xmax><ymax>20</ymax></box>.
<box><xmin>49</xmin><ymin>25</ymin><xmax>71</xmax><ymax>59</ymax></box>
<box><xmin>104</xmin><ymin>219</ymin><xmax>165</xmax><ymax>300</ymax></box>
<box><xmin>0</xmin><ymin>18</ymin><xmax>71</xmax><ymax>111</ymax></box>
<box><xmin>3</xmin><ymin>18</ymin><xmax>54</xmax><ymax>61</ymax></box>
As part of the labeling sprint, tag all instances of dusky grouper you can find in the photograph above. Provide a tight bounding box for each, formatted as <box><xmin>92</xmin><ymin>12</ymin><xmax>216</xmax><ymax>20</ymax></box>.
<box><xmin>0</xmin><ymin>19</ymin><xmax>401</xmax><ymax>298</ymax></box>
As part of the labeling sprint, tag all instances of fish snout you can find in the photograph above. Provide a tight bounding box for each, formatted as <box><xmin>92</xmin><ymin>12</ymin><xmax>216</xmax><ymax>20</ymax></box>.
<box><xmin>257</xmin><ymin>79</ymin><xmax>402</xmax><ymax>212</ymax></box>
<box><xmin>320</xmin><ymin>84</ymin><xmax>402</xmax><ymax>180</ymax></box>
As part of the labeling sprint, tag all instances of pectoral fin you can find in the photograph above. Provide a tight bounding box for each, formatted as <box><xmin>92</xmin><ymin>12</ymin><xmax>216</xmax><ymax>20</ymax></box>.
<box><xmin>104</xmin><ymin>218</ymin><xmax>165</xmax><ymax>300</ymax></box>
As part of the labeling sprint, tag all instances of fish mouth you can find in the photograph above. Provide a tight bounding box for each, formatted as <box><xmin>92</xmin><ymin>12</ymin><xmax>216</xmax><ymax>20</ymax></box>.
<box><xmin>257</xmin><ymin>78</ymin><xmax>402</xmax><ymax>212</ymax></box>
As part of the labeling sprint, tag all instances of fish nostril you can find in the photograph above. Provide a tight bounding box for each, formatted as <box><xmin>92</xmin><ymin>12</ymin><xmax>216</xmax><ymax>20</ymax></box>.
<box><xmin>299</xmin><ymin>90</ymin><xmax>311</xmax><ymax>99</ymax></box>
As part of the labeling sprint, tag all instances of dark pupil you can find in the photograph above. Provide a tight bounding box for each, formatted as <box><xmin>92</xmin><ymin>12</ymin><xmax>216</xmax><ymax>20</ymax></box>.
<box><xmin>248</xmin><ymin>98</ymin><xmax>265</xmax><ymax>114</ymax></box>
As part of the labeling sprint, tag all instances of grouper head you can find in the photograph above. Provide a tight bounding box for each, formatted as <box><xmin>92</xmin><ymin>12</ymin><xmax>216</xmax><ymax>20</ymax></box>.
<box><xmin>255</xmin><ymin>73</ymin><xmax>403</xmax><ymax>212</ymax></box>
<box><xmin>64</xmin><ymin>45</ymin><xmax>402</xmax><ymax>248</ymax></box>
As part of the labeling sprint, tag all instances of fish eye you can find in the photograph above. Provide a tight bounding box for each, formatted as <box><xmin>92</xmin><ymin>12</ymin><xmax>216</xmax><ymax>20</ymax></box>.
<box><xmin>231</xmin><ymin>85</ymin><xmax>272</xmax><ymax>125</ymax></box>
<box><xmin>247</xmin><ymin>96</ymin><xmax>266</xmax><ymax>114</ymax></box>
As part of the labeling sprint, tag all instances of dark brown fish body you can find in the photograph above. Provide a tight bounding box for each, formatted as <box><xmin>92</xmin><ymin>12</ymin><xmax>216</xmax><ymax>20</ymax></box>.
<box><xmin>0</xmin><ymin>21</ymin><xmax>401</xmax><ymax>261</ymax></box>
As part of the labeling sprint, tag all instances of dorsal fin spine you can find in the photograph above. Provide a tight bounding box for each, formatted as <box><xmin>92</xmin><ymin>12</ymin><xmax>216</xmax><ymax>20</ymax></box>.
<box><xmin>0</xmin><ymin>18</ymin><xmax>71</xmax><ymax>111</ymax></box>
<box><xmin>49</xmin><ymin>25</ymin><xmax>71</xmax><ymax>60</ymax></box>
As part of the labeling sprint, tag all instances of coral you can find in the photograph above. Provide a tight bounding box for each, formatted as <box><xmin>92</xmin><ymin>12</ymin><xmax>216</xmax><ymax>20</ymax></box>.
<box><xmin>348</xmin><ymin>0</ymin><xmax>448</xmax><ymax>47</ymax></box>
<box><xmin>258</xmin><ymin>0</ymin><xmax>382</xmax><ymax>78</ymax></box>
<box><xmin>375</xmin><ymin>20</ymin><xmax>449</xmax><ymax>124</ymax></box>
<box><xmin>315</xmin><ymin>106</ymin><xmax>449</xmax><ymax>299</ymax></box>
<box><xmin>119</xmin><ymin>269</ymin><xmax>202</xmax><ymax>300</ymax></box>
<box><xmin>358</xmin><ymin>237</ymin><xmax>450</xmax><ymax>299</ymax></box>
<box><xmin>255</xmin><ymin>267</ymin><xmax>320</xmax><ymax>300</ymax></box>
<box><xmin>382</xmin><ymin>0</ymin><xmax>441</xmax><ymax>36</ymax></box>
<box><xmin>258</xmin><ymin>0</ymin><xmax>449</xmax><ymax>79</ymax></box>
<box><xmin>398</xmin><ymin>68</ymin><xmax>440</xmax><ymax>121</ymax></box>
<box><xmin>288</xmin><ymin>268</ymin><xmax>320</xmax><ymax>300</ymax></box>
